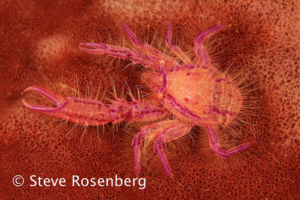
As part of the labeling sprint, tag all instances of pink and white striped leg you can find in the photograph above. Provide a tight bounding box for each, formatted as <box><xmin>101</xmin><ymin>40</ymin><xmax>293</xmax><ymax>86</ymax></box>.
<box><xmin>79</xmin><ymin>43</ymin><xmax>161</xmax><ymax>68</ymax></box>
<box><xmin>154</xmin><ymin>123</ymin><xmax>192</xmax><ymax>178</ymax></box>
<box><xmin>131</xmin><ymin>121</ymin><xmax>172</xmax><ymax>177</ymax></box>
<box><xmin>206</xmin><ymin>126</ymin><xmax>250</xmax><ymax>158</ymax></box>
<box><xmin>166</xmin><ymin>22</ymin><xmax>192</xmax><ymax>65</ymax></box>
<box><xmin>121</xmin><ymin>22</ymin><xmax>178</xmax><ymax>66</ymax></box>
<box><xmin>132</xmin><ymin>120</ymin><xmax>192</xmax><ymax>178</ymax></box>
<box><xmin>194</xmin><ymin>24</ymin><xmax>225</xmax><ymax>65</ymax></box>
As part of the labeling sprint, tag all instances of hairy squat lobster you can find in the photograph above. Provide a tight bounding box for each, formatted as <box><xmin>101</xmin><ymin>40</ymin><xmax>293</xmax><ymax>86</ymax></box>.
<box><xmin>23</xmin><ymin>22</ymin><xmax>250</xmax><ymax>178</ymax></box>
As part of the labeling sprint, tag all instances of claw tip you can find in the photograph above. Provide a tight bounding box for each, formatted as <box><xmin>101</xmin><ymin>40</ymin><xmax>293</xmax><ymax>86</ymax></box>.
<box><xmin>22</xmin><ymin>99</ymin><xmax>32</xmax><ymax>109</ymax></box>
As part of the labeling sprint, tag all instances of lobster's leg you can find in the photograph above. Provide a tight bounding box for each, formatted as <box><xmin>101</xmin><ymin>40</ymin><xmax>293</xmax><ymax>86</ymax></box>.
<box><xmin>23</xmin><ymin>86</ymin><xmax>169</xmax><ymax>126</ymax></box>
<box><xmin>206</xmin><ymin>126</ymin><xmax>250</xmax><ymax>158</ymax></box>
<box><xmin>194</xmin><ymin>24</ymin><xmax>225</xmax><ymax>65</ymax></box>
<box><xmin>166</xmin><ymin>22</ymin><xmax>192</xmax><ymax>65</ymax></box>
<box><xmin>153</xmin><ymin>122</ymin><xmax>192</xmax><ymax>178</ymax></box>
<box><xmin>79</xmin><ymin>43</ymin><xmax>160</xmax><ymax>69</ymax></box>
<box><xmin>121</xmin><ymin>22</ymin><xmax>179</xmax><ymax>66</ymax></box>
<box><xmin>131</xmin><ymin>120</ymin><xmax>175</xmax><ymax>177</ymax></box>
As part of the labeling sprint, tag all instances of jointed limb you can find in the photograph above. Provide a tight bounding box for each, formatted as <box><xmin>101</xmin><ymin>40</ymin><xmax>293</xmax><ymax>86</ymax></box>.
<box><xmin>206</xmin><ymin>126</ymin><xmax>250</xmax><ymax>158</ymax></box>
<box><xmin>154</xmin><ymin>122</ymin><xmax>192</xmax><ymax>178</ymax></box>
<box><xmin>166</xmin><ymin>22</ymin><xmax>192</xmax><ymax>65</ymax></box>
<box><xmin>79</xmin><ymin>43</ymin><xmax>160</xmax><ymax>68</ymax></box>
<box><xmin>23</xmin><ymin>86</ymin><xmax>169</xmax><ymax>126</ymax></box>
<box><xmin>132</xmin><ymin>121</ymin><xmax>174</xmax><ymax>177</ymax></box>
<box><xmin>132</xmin><ymin>120</ymin><xmax>192</xmax><ymax>178</ymax></box>
<box><xmin>121</xmin><ymin>22</ymin><xmax>179</xmax><ymax>66</ymax></box>
<box><xmin>194</xmin><ymin>24</ymin><xmax>225</xmax><ymax>65</ymax></box>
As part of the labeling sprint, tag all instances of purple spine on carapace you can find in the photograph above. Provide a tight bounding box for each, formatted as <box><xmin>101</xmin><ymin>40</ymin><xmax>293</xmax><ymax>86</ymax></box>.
<box><xmin>166</xmin><ymin>94</ymin><xmax>203</xmax><ymax>120</ymax></box>
<box><xmin>158</xmin><ymin>63</ymin><xmax>167</xmax><ymax>93</ymax></box>
<box><xmin>211</xmin><ymin>106</ymin><xmax>237</xmax><ymax>117</ymax></box>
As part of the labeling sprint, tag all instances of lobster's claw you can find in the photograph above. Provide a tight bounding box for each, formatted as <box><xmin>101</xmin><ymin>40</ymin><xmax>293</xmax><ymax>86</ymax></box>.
<box><xmin>22</xmin><ymin>86</ymin><xmax>67</xmax><ymax>113</ymax></box>
<box><xmin>22</xmin><ymin>86</ymin><xmax>169</xmax><ymax>126</ymax></box>
<box><xmin>22</xmin><ymin>85</ymin><xmax>131</xmax><ymax>126</ymax></box>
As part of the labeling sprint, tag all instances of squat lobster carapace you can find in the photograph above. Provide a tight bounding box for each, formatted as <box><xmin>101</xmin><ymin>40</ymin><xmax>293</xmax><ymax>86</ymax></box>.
<box><xmin>23</xmin><ymin>22</ymin><xmax>250</xmax><ymax>178</ymax></box>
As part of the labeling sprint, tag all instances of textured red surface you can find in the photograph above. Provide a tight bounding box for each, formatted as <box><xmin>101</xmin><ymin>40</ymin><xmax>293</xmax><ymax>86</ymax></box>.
<box><xmin>0</xmin><ymin>0</ymin><xmax>299</xmax><ymax>199</ymax></box>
